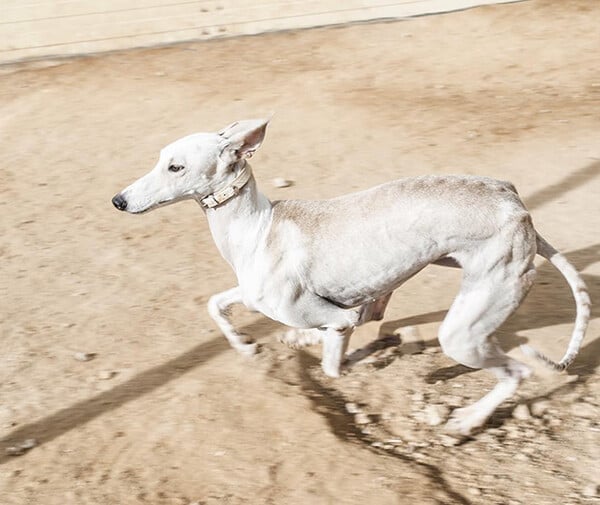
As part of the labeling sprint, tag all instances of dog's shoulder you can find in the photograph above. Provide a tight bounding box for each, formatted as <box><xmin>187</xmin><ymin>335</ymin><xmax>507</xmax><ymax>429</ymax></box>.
<box><xmin>270</xmin><ymin>199</ymin><xmax>329</xmax><ymax>233</ymax></box>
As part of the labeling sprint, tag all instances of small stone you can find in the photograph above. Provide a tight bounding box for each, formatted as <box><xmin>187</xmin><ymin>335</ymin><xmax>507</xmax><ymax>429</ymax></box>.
<box><xmin>395</xmin><ymin>326</ymin><xmax>421</xmax><ymax>341</ymax></box>
<box><xmin>394</xmin><ymin>326</ymin><xmax>424</xmax><ymax>354</ymax></box>
<box><xmin>468</xmin><ymin>487</ymin><xmax>481</xmax><ymax>496</ymax></box>
<box><xmin>344</xmin><ymin>402</ymin><xmax>360</xmax><ymax>414</ymax></box>
<box><xmin>6</xmin><ymin>446</ymin><xmax>24</xmax><ymax>456</ymax></box>
<box><xmin>505</xmin><ymin>424</ymin><xmax>521</xmax><ymax>437</ymax></box>
<box><xmin>530</xmin><ymin>400</ymin><xmax>550</xmax><ymax>417</ymax></box>
<box><xmin>512</xmin><ymin>404</ymin><xmax>531</xmax><ymax>421</ymax></box>
<box><xmin>439</xmin><ymin>434</ymin><xmax>460</xmax><ymax>447</ymax></box>
<box><xmin>354</xmin><ymin>413</ymin><xmax>370</xmax><ymax>425</ymax></box>
<box><xmin>522</xmin><ymin>445</ymin><xmax>536</xmax><ymax>455</ymax></box>
<box><xmin>570</xmin><ymin>402</ymin><xmax>596</xmax><ymax>419</ymax></box>
<box><xmin>74</xmin><ymin>352</ymin><xmax>96</xmax><ymax>362</ymax></box>
<box><xmin>548</xmin><ymin>417</ymin><xmax>562</xmax><ymax>427</ymax></box>
<box><xmin>272</xmin><ymin>178</ymin><xmax>292</xmax><ymax>188</ymax></box>
<box><xmin>20</xmin><ymin>439</ymin><xmax>37</xmax><ymax>450</ymax></box>
<box><xmin>565</xmin><ymin>374</ymin><xmax>579</xmax><ymax>384</ymax></box>
<box><xmin>515</xmin><ymin>453</ymin><xmax>529</xmax><ymax>462</ymax></box>
<box><xmin>582</xmin><ymin>483</ymin><xmax>599</xmax><ymax>498</ymax></box>
<box><xmin>5</xmin><ymin>438</ymin><xmax>37</xmax><ymax>456</ymax></box>
<box><xmin>423</xmin><ymin>404</ymin><xmax>449</xmax><ymax>426</ymax></box>
<box><xmin>98</xmin><ymin>370</ymin><xmax>116</xmax><ymax>380</ymax></box>
<box><xmin>481</xmin><ymin>474</ymin><xmax>495</xmax><ymax>483</ymax></box>
<box><xmin>411</xmin><ymin>392</ymin><xmax>425</xmax><ymax>403</ymax></box>
<box><xmin>440</xmin><ymin>395</ymin><xmax>463</xmax><ymax>407</ymax></box>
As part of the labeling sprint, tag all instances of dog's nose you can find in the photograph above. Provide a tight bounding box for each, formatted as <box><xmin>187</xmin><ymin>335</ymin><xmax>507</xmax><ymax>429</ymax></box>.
<box><xmin>112</xmin><ymin>194</ymin><xmax>128</xmax><ymax>211</ymax></box>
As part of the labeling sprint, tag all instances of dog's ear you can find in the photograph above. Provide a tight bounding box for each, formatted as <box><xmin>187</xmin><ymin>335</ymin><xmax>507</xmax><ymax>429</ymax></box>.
<box><xmin>218</xmin><ymin>118</ymin><xmax>269</xmax><ymax>160</ymax></box>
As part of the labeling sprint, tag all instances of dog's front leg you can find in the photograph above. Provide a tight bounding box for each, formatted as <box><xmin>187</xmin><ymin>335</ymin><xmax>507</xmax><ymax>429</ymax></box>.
<box><xmin>321</xmin><ymin>327</ymin><xmax>354</xmax><ymax>378</ymax></box>
<box><xmin>207</xmin><ymin>287</ymin><xmax>257</xmax><ymax>356</ymax></box>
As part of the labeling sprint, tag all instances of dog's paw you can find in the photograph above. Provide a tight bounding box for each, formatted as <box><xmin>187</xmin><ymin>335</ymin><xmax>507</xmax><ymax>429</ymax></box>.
<box><xmin>234</xmin><ymin>340</ymin><xmax>259</xmax><ymax>357</ymax></box>
<box><xmin>278</xmin><ymin>329</ymin><xmax>322</xmax><ymax>349</ymax></box>
<box><xmin>321</xmin><ymin>363</ymin><xmax>341</xmax><ymax>378</ymax></box>
<box><xmin>444</xmin><ymin>406</ymin><xmax>486</xmax><ymax>437</ymax></box>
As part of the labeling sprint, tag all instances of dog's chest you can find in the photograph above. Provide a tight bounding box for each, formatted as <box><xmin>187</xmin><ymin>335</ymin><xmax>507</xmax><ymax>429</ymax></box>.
<box><xmin>234</xmin><ymin>242</ymin><xmax>314</xmax><ymax>326</ymax></box>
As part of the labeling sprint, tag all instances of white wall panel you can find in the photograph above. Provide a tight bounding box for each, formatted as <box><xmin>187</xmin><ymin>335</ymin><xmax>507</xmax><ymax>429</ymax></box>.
<box><xmin>0</xmin><ymin>0</ymin><xmax>524</xmax><ymax>64</ymax></box>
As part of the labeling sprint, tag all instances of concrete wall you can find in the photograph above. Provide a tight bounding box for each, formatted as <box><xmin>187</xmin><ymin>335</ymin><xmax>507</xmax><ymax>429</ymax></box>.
<box><xmin>0</xmin><ymin>1</ymin><xmax>521</xmax><ymax>64</ymax></box>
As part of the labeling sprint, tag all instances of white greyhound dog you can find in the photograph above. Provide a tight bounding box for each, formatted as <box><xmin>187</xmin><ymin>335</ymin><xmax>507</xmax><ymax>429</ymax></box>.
<box><xmin>112</xmin><ymin>119</ymin><xmax>590</xmax><ymax>435</ymax></box>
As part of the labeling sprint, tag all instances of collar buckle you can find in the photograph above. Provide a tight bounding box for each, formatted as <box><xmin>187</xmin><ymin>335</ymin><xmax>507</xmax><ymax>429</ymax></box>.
<box><xmin>199</xmin><ymin>163</ymin><xmax>252</xmax><ymax>209</ymax></box>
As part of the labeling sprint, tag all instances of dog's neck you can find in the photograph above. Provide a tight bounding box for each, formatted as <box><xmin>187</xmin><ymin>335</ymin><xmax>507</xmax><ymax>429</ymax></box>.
<box><xmin>201</xmin><ymin>164</ymin><xmax>273</xmax><ymax>269</ymax></box>
<box><xmin>198</xmin><ymin>161</ymin><xmax>253</xmax><ymax>209</ymax></box>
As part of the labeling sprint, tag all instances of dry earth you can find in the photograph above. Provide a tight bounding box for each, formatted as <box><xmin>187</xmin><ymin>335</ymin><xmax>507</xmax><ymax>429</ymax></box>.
<box><xmin>1</xmin><ymin>0</ymin><xmax>599</xmax><ymax>504</ymax></box>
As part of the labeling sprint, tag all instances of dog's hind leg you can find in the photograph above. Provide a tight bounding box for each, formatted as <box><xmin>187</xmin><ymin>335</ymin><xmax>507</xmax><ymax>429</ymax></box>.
<box><xmin>358</xmin><ymin>292</ymin><xmax>393</xmax><ymax>323</ymax></box>
<box><xmin>208</xmin><ymin>287</ymin><xmax>258</xmax><ymax>356</ymax></box>
<box><xmin>439</xmin><ymin>262</ymin><xmax>537</xmax><ymax>436</ymax></box>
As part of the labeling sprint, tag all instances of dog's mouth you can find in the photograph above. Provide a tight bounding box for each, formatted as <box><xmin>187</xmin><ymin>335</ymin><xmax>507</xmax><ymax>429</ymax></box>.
<box><xmin>124</xmin><ymin>192</ymin><xmax>198</xmax><ymax>214</ymax></box>
<box><xmin>128</xmin><ymin>200</ymin><xmax>170</xmax><ymax>214</ymax></box>
<box><xmin>131</xmin><ymin>195</ymin><xmax>198</xmax><ymax>213</ymax></box>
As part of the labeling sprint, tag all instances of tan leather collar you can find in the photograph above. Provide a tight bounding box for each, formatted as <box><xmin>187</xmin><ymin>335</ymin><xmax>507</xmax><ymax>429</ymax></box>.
<box><xmin>200</xmin><ymin>163</ymin><xmax>252</xmax><ymax>209</ymax></box>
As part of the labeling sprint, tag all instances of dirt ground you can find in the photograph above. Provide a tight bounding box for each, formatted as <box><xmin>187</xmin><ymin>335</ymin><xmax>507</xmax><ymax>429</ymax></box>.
<box><xmin>1</xmin><ymin>0</ymin><xmax>599</xmax><ymax>503</ymax></box>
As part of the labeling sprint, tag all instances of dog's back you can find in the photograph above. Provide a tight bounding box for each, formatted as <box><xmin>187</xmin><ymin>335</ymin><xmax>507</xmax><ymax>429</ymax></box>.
<box><xmin>268</xmin><ymin>175</ymin><xmax>528</xmax><ymax>306</ymax></box>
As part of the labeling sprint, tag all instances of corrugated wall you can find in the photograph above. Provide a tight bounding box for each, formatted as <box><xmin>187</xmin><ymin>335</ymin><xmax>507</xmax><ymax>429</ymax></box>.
<box><xmin>0</xmin><ymin>1</ymin><xmax>521</xmax><ymax>64</ymax></box>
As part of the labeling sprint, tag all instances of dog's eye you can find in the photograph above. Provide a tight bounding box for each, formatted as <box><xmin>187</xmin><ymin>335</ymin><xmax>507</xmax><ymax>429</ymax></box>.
<box><xmin>168</xmin><ymin>164</ymin><xmax>184</xmax><ymax>173</ymax></box>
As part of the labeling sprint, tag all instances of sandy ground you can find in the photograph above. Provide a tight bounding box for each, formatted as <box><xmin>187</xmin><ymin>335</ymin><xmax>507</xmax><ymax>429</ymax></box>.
<box><xmin>1</xmin><ymin>0</ymin><xmax>599</xmax><ymax>503</ymax></box>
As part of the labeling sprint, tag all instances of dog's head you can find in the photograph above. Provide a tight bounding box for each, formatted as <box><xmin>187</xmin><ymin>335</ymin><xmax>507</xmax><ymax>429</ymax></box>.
<box><xmin>112</xmin><ymin>118</ymin><xmax>268</xmax><ymax>214</ymax></box>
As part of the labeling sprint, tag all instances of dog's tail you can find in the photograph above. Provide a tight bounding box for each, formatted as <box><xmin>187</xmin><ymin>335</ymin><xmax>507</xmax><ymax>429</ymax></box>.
<box><xmin>521</xmin><ymin>233</ymin><xmax>591</xmax><ymax>371</ymax></box>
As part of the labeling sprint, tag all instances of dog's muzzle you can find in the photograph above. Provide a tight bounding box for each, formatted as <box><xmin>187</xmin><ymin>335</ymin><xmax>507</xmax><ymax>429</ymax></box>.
<box><xmin>112</xmin><ymin>193</ymin><xmax>128</xmax><ymax>211</ymax></box>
